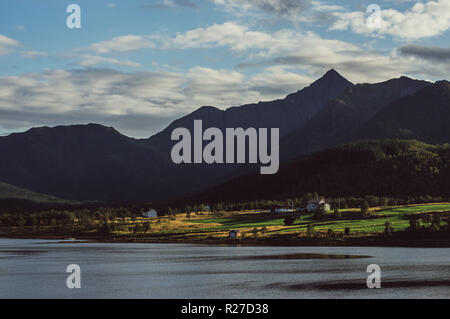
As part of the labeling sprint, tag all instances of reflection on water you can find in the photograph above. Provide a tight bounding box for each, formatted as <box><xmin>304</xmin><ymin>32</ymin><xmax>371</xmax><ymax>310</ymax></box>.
<box><xmin>0</xmin><ymin>238</ymin><xmax>448</xmax><ymax>299</ymax></box>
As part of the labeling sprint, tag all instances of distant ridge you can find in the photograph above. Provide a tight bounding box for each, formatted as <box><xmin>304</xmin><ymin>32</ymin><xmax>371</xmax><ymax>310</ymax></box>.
<box><xmin>0</xmin><ymin>181</ymin><xmax>70</xmax><ymax>203</ymax></box>
<box><xmin>0</xmin><ymin>71</ymin><xmax>448</xmax><ymax>202</ymax></box>
<box><xmin>281</xmin><ymin>75</ymin><xmax>431</xmax><ymax>159</ymax></box>
<box><xmin>147</xmin><ymin>68</ymin><xmax>353</xmax><ymax>151</ymax></box>
<box><xmin>355</xmin><ymin>81</ymin><xmax>450</xmax><ymax>143</ymax></box>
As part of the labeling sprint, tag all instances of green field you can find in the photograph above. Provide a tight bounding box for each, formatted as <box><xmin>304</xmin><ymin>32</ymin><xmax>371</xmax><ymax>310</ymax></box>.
<box><xmin>183</xmin><ymin>203</ymin><xmax>450</xmax><ymax>238</ymax></box>
<box><xmin>3</xmin><ymin>203</ymin><xmax>449</xmax><ymax>243</ymax></box>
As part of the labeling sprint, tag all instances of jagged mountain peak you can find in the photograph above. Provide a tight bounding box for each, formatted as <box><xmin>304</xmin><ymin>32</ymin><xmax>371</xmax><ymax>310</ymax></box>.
<box><xmin>323</xmin><ymin>68</ymin><xmax>344</xmax><ymax>78</ymax></box>
<box><xmin>295</xmin><ymin>69</ymin><xmax>353</xmax><ymax>96</ymax></box>
<box><xmin>284</xmin><ymin>69</ymin><xmax>353</xmax><ymax>102</ymax></box>
<box><xmin>149</xmin><ymin>70</ymin><xmax>353</xmax><ymax>147</ymax></box>
<box><xmin>317</xmin><ymin>69</ymin><xmax>351</xmax><ymax>83</ymax></box>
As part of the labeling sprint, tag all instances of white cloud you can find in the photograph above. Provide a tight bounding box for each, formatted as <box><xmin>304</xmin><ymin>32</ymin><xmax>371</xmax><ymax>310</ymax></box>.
<box><xmin>101</xmin><ymin>20</ymin><xmax>450</xmax><ymax>83</ymax></box>
<box><xmin>164</xmin><ymin>22</ymin><xmax>271</xmax><ymax>52</ymax></box>
<box><xmin>185</xmin><ymin>67</ymin><xmax>252</xmax><ymax>106</ymax></box>
<box><xmin>159</xmin><ymin>21</ymin><xmax>416</xmax><ymax>82</ymax></box>
<box><xmin>162</xmin><ymin>21</ymin><xmax>358</xmax><ymax>58</ymax></box>
<box><xmin>78</xmin><ymin>55</ymin><xmax>141</xmax><ymax>67</ymax></box>
<box><xmin>248</xmin><ymin>65</ymin><xmax>313</xmax><ymax>99</ymax></box>
<box><xmin>211</xmin><ymin>0</ymin><xmax>311</xmax><ymax>22</ymax></box>
<box><xmin>310</xmin><ymin>2</ymin><xmax>344</xmax><ymax>12</ymax></box>
<box><xmin>0</xmin><ymin>64</ymin><xmax>321</xmax><ymax>136</ymax></box>
<box><xmin>211</xmin><ymin>0</ymin><xmax>346</xmax><ymax>24</ymax></box>
<box><xmin>0</xmin><ymin>50</ymin><xmax>448</xmax><ymax>137</ymax></box>
<box><xmin>142</xmin><ymin>0</ymin><xmax>197</xmax><ymax>9</ymax></box>
<box><xmin>84</xmin><ymin>35</ymin><xmax>154</xmax><ymax>54</ymax></box>
<box><xmin>21</xmin><ymin>51</ymin><xmax>48</xmax><ymax>59</ymax></box>
<box><xmin>0</xmin><ymin>69</ymin><xmax>186</xmax><ymax>122</ymax></box>
<box><xmin>330</xmin><ymin>0</ymin><xmax>450</xmax><ymax>40</ymax></box>
<box><xmin>0</xmin><ymin>34</ymin><xmax>20</xmax><ymax>56</ymax></box>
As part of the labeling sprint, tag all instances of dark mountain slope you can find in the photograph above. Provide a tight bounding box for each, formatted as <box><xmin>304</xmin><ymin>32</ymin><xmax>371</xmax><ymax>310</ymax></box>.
<box><xmin>0</xmin><ymin>181</ymin><xmax>70</xmax><ymax>203</ymax></box>
<box><xmin>281</xmin><ymin>77</ymin><xmax>430</xmax><ymax>159</ymax></box>
<box><xmin>142</xmin><ymin>69</ymin><xmax>353</xmax><ymax>197</ymax></box>
<box><xmin>194</xmin><ymin>140</ymin><xmax>450</xmax><ymax>202</ymax></box>
<box><xmin>0</xmin><ymin>70</ymin><xmax>351</xmax><ymax>202</ymax></box>
<box><xmin>355</xmin><ymin>81</ymin><xmax>450</xmax><ymax>143</ymax></box>
<box><xmin>0</xmin><ymin>124</ymin><xmax>179</xmax><ymax>201</ymax></box>
<box><xmin>0</xmin><ymin>73</ymin><xmax>446</xmax><ymax>203</ymax></box>
<box><xmin>147</xmin><ymin>69</ymin><xmax>353</xmax><ymax>152</ymax></box>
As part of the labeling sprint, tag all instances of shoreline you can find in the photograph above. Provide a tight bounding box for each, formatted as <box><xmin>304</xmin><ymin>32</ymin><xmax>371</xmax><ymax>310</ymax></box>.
<box><xmin>2</xmin><ymin>203</ymin><xmax>449</xmax><ymax>248</ymax></box>
<box><xmin>2</xmin><ymin>233</ymin><xmax>450</xmax><ymax>248</ymax></box>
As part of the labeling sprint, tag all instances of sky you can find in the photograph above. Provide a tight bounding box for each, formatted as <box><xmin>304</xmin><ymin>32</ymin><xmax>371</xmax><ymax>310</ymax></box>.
<box><xmin>0</xmin><ymin>0</ymin><xmax>449</xmax><ymax>137</ymax></box>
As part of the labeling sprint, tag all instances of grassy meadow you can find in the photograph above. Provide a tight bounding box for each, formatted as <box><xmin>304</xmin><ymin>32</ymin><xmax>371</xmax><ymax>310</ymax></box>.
<box><xmin>105</xmin><ymin>203</ymin><xmax>450</xmax><ymax>242</ymax></box>
<box><xmin>2</xmin><ymin>202</ymin><xmax>449</xmax><ymax>245</ymax></box>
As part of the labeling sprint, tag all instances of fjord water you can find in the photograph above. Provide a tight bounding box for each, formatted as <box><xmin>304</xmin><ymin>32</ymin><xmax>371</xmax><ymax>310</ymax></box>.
<box><xmin>0</xmin><ymin>238</ymin><xmax>448</xmax><ymax>299</ymax></box>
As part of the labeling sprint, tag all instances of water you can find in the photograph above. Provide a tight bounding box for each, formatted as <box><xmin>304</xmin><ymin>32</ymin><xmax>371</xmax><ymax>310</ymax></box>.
<box><xmin>0</xmin><ymin>238</ymin><xmax>449</xmax><ymax>298</ymax></box>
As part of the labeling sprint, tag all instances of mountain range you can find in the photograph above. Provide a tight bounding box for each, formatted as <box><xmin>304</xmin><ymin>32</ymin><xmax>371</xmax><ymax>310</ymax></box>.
<box><xmin>0</xmin><ymin>70</ymin><xmax>449</xmax><ymax>202</ymax></box>
<box><xmin>281</xmin><ymin>75</ymin><xmax>431</xmax><ymax>159</ymax></box>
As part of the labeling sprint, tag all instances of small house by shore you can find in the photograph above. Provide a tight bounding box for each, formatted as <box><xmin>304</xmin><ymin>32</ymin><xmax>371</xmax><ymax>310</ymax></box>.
<box><xmin>229</xmin><ymin>230</ymin><xmax>241</xmax><ymax>238</ymax></box>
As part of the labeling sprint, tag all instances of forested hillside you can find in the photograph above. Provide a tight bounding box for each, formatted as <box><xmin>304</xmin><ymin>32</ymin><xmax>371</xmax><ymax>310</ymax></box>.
<box><xmin>195</xmin><ymin>140</ymin><xmax>450</xmax><ymax>202</ymax></box>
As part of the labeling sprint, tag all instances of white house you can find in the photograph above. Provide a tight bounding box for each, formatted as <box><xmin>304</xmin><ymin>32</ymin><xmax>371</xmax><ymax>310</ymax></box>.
<box><xmin>142</xmin><ymin>209</ymin><xmax>158</xmax><ymax>218</ymax></box>
<box><xmin>306</xmin><ymin>199</ymin><xmax>330</xmax><ymax>212</ymax></box>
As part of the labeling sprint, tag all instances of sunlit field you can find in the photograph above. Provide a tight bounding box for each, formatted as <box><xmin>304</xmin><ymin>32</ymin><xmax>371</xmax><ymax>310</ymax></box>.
<box><xmin>107</xmin><ymin>203</ymin><xmax>450</xmax><ymax>240</ymax></box>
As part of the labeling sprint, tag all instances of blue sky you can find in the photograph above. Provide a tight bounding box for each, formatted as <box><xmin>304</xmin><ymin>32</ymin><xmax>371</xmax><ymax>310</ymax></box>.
<box><xmin>0</xmin><ymin>0</ymin><xmax>449</xmax><ymax>137</ymax></box>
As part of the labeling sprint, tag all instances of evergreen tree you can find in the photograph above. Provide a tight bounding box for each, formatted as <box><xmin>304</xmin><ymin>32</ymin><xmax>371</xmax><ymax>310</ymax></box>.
<box><xmin>361</xmin><ymin>201</ymin><xmax>370</xmax><ymax>217</ymax></box>
<box><xmin>384</xmin><ymin>221</ymin><xmax>393</xmax><ymax>236</ymax></box>
<box><xmin>284</xmin><ymin>215</ymin><xmax>296</xmax><ymax>226</ymax></box>
<box><xmin>307</xmin><ymin>224</ymin><xmax>315</xmax><ymax>237</ymax></box>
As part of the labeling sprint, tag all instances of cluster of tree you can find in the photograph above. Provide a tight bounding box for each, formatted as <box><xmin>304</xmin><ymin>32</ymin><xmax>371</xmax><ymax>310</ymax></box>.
<box><xmin>174</xmin><ymin>194</ymin><xmax>449</xmax><ymax>218</ymax></box>
<box><xmin>96</xmin><ymin>221</ymin><xmax>153</xmax><ymax>238</ymax></box>
<box><xmin>380</xmin><ymin>213</ymin><xmax>450</xmax><ymax>238</ymax></box>
<box><xmin>0</xmin><ymin>200</ymin><xmax>154</xmax><ymax>216</ymax></box>
<box><xmin>191</xmin><ymin>140</ymin><xmax>450</xmax><ymax>202</ymax></box>
<box><xmin>405</xmin><ymin>214</ymin><xmax>450</xmax><ymax>235</ymax></box>
<box><xmin>0</xmin><ymin>211</ymin><xmax>74</xmax><ymax>227</ymax></box>
<box><xmin>248</xmin><ymin>226</ymin><xmax>268</xmax><ymax>237</ymax></box>
<box><xmin>0</xmin><ymin>204</ymin><xmax>157</xmax><ymax>228</ymax></box>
